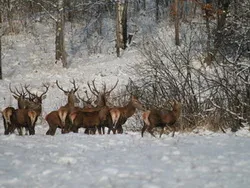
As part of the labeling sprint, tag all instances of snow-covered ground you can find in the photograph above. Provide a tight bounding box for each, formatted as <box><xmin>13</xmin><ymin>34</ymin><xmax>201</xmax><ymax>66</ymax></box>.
<box><xmin>1</xmin><ymin>129</ymin><xmax>250</xmax><ymax>188</ymax></box>
<box><xmin>1</xmin><ymin>22</ymin><xmax>250</xmax><ymax>188</ymax></box>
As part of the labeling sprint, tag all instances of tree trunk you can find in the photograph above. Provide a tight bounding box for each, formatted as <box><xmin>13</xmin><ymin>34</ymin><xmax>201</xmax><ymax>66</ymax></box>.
<box><xmin>142</xmin><ymin>0</ymin><xmax>146</xmax><ymax>10</ymax></box>
<box><xmin>0</xmin><ymin>10</ymin><xmax>2</xmax><ymax>80</ymax></box>
<box><xmin>174</xmin><ymin>0</ymin><xmax>180</xmax><ymax>46</ymax></box>
<box><xmin>65</xmin><ymin>0</ymin><xmax>73</xmax><ymax>22</ymax></box>
<box><xmin>156</xmin><ymin>0</ymin><xmax>160</xmax><ymax>22</ymax></box>
<box><xmin>115</xmin><ymin>0</ymin><xmax>128</xmax><ymax>57</ymax></box>
<box><xmin>55</xmin><ymin>0</ymin><xmax>67</xmax><ymax>67</ymax></box>
<box><xmin>6</xmin><ymin>0</ymin><xmax>13</xmax><ymax>33</ymax></box>
<box><xmin>204</xmin><ymin>1</ymin><xmax>213</xmax><ymax>65</ymax></box>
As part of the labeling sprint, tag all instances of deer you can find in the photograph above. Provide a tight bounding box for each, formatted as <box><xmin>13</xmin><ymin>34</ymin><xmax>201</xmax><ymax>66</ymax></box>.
<box><xmin>45</xmin><ymin>110</ymin><xmax>67</xmax><ymax>135</ymax></box>
<box><xmin>69</xmin><ymin>106</ymin><xmax>110</xmax><ymax>134</ymax></box>
<box><xmin>141</xmin><ymin>99</ymin><xmax>181</xmax><ymax>138</ymax></box>
<box><xmin>109</xmin><ymin>95</ymin><xmax>144</xmax><ymax>134</ymax></box>
<box><xmin>8</xmin><ymin>83</ymin><xmax>48</xmax><ymax>135</ymax></box>
<box><xmin>13</xmin><ymin>108</ymin><xmax>38</xmax><ymax>135</ymax></box>
<box><xmin>1</xmin><ymin>107</ymin><xmax>16</xmax><ymax>135</ymax></box>
<box><xmin>1</xmin><ymin>106</ymin><xmax>38</xmax><ymax>135</ymax></box>
<box><xmin>45</xmin><ymin>80</ymin><xmax>80</xmax><ymax>135</ymax></box>
<box><xmin>24</xmin><ymin>83</ymin><xmax>49</xmax><ymax>117</ymax></box>
<box><xmin>9</xmin><ymin>83</ymin><xmax>49</xmax><ymax>117</ymax></box>
<box><xmin>68</xmin><ymin>79</ymin><xmax>118</xmax><ymax>134</ymax></box>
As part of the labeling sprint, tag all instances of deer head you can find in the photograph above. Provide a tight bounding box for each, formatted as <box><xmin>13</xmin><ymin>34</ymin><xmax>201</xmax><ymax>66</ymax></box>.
<box><xmin>9</xmin><ymin>83</ymin><xmax>29</xmax><ymax>109</ymax></box>
<box><xmin>24</xmin><ymin>83</ymin><xmax>49</xmax><ymax>105</ymax></box>
<box><xmin>87</xmin><ymin>79</ymin><xmax>119</xmax><ymax>107</ymax></box>
<box><xmin>56</xmin><ymin>79</ymin><xmax>80</xmax><ymax>106</ymax></box>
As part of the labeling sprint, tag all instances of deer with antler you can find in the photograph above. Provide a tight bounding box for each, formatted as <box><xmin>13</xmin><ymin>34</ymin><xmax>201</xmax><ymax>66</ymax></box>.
<box><xmin>24</xmin><ymin>83</ymin><xmax>49</xmax><ymax>117</ymax></box>
<box><xmin>141</xmin><ymin>99</ymin><xmax>181</xmax><ymax>138</ymax></box>
<box><xmin>109</xmin><ymin>94</ymin><xmax>144</xmax><ymax>134</ymax></box>
<box><xmin>69</xmin><ymin>79</ymin><xmax>118</xmax><ymax>134</ymax></box>
<box><xmin>46</xmin><ymin>80</ymin><xmax>80</xmax><ymax>135</ymax></box>
<box><xmin>9</xmin><ymin>83</ymin><xmax>49</xmax><ymax>117</ymax></box>
<box><xmin>7</xmin><ymin>83</ymin><xmax>49</xmax><ymax>135</ymax></box>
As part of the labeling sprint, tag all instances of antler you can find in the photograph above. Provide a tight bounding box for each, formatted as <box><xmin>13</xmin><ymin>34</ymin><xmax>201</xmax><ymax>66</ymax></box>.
<box><xmin>77</xmin><ymin>90</ymin><xmax>93</xmax><ymax>107</ymax></box>
<box><xmin>24</xmin><ymin>84</ymin><xmax>37</xmax><ymax>100</ymax></box>
<box><xmin>70</xmin><ymin>79</ymin><xmax>79</xmax><ymax>93</ymax></box>
<box><xmin>56</xmin><ymin>80</ymin><xmax>68</xmax><ymax>93</ymax></box>
<box><xmin>24</xmin><ymin>83</ymin><xmax>49</xmax><ymax>101</ymax></box>
<box><xmin>9</xmin><ymin>83</ymin><xmax>27</xmax><ymax>98</ymax></box>
<box><xmin>87</xmin><ymin>79</ymin><xmax>100</xmax><ymax>97</ymax></box>
<box><xmin>103</xmin><ymin>79</ymin><xmax>119</xmax><ymax>96</ymax></box>
<box><xmin>40</xmin><ymin>83</ymin><xmax>49</xmax><ymax>98</ymax></box>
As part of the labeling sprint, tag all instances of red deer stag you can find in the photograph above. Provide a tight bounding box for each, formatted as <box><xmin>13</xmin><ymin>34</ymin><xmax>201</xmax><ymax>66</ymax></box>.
<box><xmin>1</xmin><ymin>107</ymin><xmax>16</xmax><ymax>135</ymax></box>
<box><xmin>46</xmin><ymin>80</ymin><xmax>80</xmax><ymax>135</ymax></box>
<box><xmin>141</xmin><ymin>100</ymin><xmax>181</xmax><ymax>138</ymax></box>
<box><xmin>13</xmin><ymin>108</ymin><xmax>38</xmax><ymax>135</ymax></box>
<box><xmin>9</xmin><ymin>83</ymin><xmax>49</xmax><ymax>117</ymax></box>
<box><xmin>69</xmin><ymin>80</ymin><xmax>118</xmax><ymax>134</ymax></box>
<box><xmin>45</xmin><ymin>110</ymin><xmax>65</xmax><ymax>135</ymax></box>
<box><xmin>24</xmin><ymin>83</ymin><xmax>49</xmax><ymax>117</ymax></box>
<box><xmin>109</xmin><ymin>95</ymin><xmax>144</xmax><ymax>134</ymax></box>
<box><xmin>9</xmin><ymin>83</ymin><xmax>30</xmax><ymax>109</ymax></box>
<box><xmin>8</xmin><ymin>83</ymin><xmax>48</xmax><ymax>135</ymax></box>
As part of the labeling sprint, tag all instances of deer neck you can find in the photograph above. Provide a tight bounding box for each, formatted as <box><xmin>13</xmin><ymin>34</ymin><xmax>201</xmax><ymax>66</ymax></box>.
<box><xmin>97</xmin><ymin>94</ymin><xmax>107</xmax><ymax>107</ymax></box>
<box><xmin>123</xmin><ymin>101</ymin><xmax>136</xmax><ymax>118</ymax></box>
<box><xmin>67</xmin><ymin>96</ymin><xmax>78</xmax><ymax>107</ymax></box>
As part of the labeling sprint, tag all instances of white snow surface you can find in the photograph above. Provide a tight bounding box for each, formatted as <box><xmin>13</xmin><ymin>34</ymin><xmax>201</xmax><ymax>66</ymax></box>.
<box><xmin>1</xmin><ymin>23</ymin><xmax>250</xmax><ymax>188</ymax></box>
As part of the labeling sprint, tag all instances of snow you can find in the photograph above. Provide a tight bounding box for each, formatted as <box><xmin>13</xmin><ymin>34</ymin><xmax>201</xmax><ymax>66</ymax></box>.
<box><xmin>1</xmin><ymin>131</ymin><xmax>250</xmax><ymax>188</ymax></box>
<box><xmin>1</xmin><ymin>23</ymin><xmax>250</xmax><ymax>188</ymax></box>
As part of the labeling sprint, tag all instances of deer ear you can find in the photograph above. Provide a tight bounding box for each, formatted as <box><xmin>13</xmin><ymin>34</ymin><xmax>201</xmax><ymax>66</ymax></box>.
<box><xmin>64</xmin><ymin>91</ymin><xmax>69</xmax><ymax>96</ymax></box>
<box><xmin>13</xmin><ymin>95</ymin><xmax>18</xmax><ymax>100</ymax></box>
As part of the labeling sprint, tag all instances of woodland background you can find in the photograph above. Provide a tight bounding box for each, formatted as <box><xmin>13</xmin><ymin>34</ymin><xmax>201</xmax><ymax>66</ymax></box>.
<box><xmin>0</xmin><ymin>0</ymin><xmax>249</xmax><ymax>133</ymax></box>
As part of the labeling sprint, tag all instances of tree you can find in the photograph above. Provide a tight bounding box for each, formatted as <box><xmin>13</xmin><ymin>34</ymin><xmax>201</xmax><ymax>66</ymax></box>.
<box><xmin>174</xmin><ymin>0</ymin><xmax>180</xmax><ymax>46</ymax></box>
<box><xmin>55</xmin><ymin>0</ymin><xmax>67</xmax><ymax>67</ymax></box>
<box><xmin>0</xmin><ymin>7</ymin><xmax>2</xmax><ymax>79</ymax></box>
<box><xmin>115</xmin><ymin>0</ymin><xmax>128</xmax><ymax>57</ymax></box>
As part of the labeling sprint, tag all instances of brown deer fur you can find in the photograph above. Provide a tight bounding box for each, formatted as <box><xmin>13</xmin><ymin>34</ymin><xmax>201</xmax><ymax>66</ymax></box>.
<box><xmin>1</xmin><ymin>107</ymin><xmax>16</xmax><ymax>135</ymax></box>
<box><xmin>55</xmin><ymin>80</ymin><xmax>80</xmax><ymax>132</ymax></box>
<box><xmin>141</xmin><ymin>100</ymin><xmax>181</xmax><ymax>138</ymax></box>
<box><xmin>69</xmin><ymin>96</ymin><xmax>113</xmax><ymax>134</ymax></box>
<box><xmin>13</xmin><ymin>109</ymin><xmax>38</xmax><ymax>135</ymax></box>
<box><xmin>45</xmin><ymin>111</ymin><xmax>67</xmax><ymax>136</ymax></box>
<box><xmin>109</xmin><ymin>95</ymin><xmax>144</xmax><ymax>134</ymax></box>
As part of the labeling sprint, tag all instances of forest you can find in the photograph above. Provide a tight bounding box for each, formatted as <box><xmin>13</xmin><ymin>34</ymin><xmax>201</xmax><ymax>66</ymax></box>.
<box><xmin>0</xmin><ymin>0</ymin><xmax>250</xmax><ymax>133</ymax></box>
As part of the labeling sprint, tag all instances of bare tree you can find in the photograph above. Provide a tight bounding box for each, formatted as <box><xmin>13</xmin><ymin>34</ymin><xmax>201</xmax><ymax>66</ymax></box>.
<box><xmin>0</xmin><ymin>11</ymin><xmax>2</xmax><ymax>80</ymax></box>
<box><xmin>116</xmin><ymin>0</ymin><xmax>128</xmax><ymax>57</ymax></box>
<box><xmin>174</xmin><ymin>0</ymin><xmax>180</xmax><ymax>46</ymax></box>
<box><xmin>55</xmin><ymin>0</ymin><xmax>67</xmax><ymax>67</ymax></box>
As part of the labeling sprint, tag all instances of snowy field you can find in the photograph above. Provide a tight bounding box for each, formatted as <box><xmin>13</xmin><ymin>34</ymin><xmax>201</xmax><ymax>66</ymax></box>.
<box><xmin>1</xmin><ymin>22</ymin><xmax>250</xmax><ymax>188</ymax></box>
<box><xmin>1</xmin><ymin>129</ymin><xmax>250</xmax><ymax>188</ymax></box>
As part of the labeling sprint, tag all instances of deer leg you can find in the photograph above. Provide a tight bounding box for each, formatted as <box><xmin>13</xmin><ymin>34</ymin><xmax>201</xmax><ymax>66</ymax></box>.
<box><xmin>46</xmin><ymin>125</ymin><xmax>57</xmax><ymax>136</ymax></box>
<box><xmin>46</xmin><ymin>129</ymin><xmax>51</xmax><ymax>135</ymax></box>
<box><xmin>29</xmin><ymin>127</ymin><xmax>35</xmax><ymax>135</ymax></box>
<box><xmin>3</xmin><ymin>119</ymin><xmax>8</xmax><ymax>135</ymax></box>
<box><xmin>116</xmin><ymin>125</ymin><xmax>123</xmax><ymax>134</ymax></box>
<box><xmin>171</xmin><ymin>126</ymin><xmax>176</xmax><ymax>137</ymax></box>
<box><xmin>25</xmin><ymin>127</ymin><xmax>29</xmax><ymax>135</ymax></box>
<box><xmin>9</xmin><ymin>124</ymin><xmax>16</xmax><ymax>134</ymax></box>
<box><xmin>159</xmin><ymin>127</ymin><xmax>165</xmax><ymax>138</ymax></box>
<box><xmin>141</xmin><ymin>123</ymin><xmax>148</xmax><ymax>137</ymax></box>
<box><xmin>102</xmin><ymin>126</ymin><xmax>105</xmax><ymax>134</ymax></box>
<box><xmin>17</xmin><ymin>127</ymin><xmax>23</xmax><ymax>136</ymax></box>
<box><xmin>147</xmin><ymin>126</ymin><xmax>156</xmax><ymax>137</ymax></box>
<box><xmin>97</xmin><ymin>126</ymin><xmax>102</xmax><ymax>134</ymax></box>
